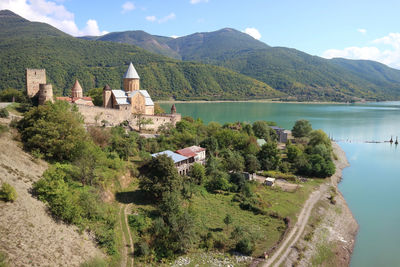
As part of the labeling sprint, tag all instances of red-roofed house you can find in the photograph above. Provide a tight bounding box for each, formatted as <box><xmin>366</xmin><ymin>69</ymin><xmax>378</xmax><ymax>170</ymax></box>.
<box><xmin>176</xmin><ymin>146</ymin><xmax>206</xmax><ymax>165</ymax></box>
<box><xmin>56</xmin><ymin>79</ymin><xmax>94</xmax><ymax>106</ymax></box>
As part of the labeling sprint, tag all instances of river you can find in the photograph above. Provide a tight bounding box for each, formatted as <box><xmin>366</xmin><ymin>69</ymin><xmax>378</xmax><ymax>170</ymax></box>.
<box><xmin>161</xmin><ymin>101</ymin><xmax>400</xmax><ymax>266</ymax></box>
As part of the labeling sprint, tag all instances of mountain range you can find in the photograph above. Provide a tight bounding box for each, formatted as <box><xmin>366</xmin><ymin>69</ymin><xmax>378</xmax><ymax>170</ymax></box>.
<box><xmin>2</xmin><ymin>9</ymin><xmax>400</xmax><ymax>101</ymax></box>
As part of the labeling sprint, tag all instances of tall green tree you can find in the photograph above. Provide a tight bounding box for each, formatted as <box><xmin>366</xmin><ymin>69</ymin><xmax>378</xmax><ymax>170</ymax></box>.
<box><xmin>258</xmin><ymin>142</ymin><xmax>281</xmax><ymax>171</ymax></box>
<box><xmin>17</xmin><ymin>101</ymin><xmax>86</xmax><ymax>161</ymax></box>
<box><xmin>292</xmin><ymin>120</ymin><xmax>312</xmax><ymax>138</ymax></box>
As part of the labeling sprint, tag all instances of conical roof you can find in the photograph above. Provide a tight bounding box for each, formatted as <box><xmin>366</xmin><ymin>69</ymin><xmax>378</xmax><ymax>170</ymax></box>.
<box><xmin>103</xmin><ymin>84</ymin><xmax>111</xmax><ymax>91</ymax></box>
<box><xmin>123</xmin><ymin>62</ymin><xmax>140</xmax><ymax>79</ymax></box>
<box><xmin>71</xmin><ymin>79</ymin><xmax>83</xmax><ymax>92</ymax></box>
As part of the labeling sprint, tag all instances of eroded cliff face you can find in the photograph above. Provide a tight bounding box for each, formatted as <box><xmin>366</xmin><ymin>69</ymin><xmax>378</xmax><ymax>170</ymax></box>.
<box><xmin>283</xmin><ymin>143</ymin><xmax>359</xmax><ymax>267</ymax></box>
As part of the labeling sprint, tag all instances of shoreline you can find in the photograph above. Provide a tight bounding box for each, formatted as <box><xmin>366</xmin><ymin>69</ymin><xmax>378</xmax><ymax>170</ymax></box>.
<box><xmin>279</xmin><ymin>142</ymin><xmax>359</xmax><ymax>266</ymax></box>
<box><xmin>155</xmin><ymin>99</ymin><xmax>392</xmax><ymax>105</ymax></box>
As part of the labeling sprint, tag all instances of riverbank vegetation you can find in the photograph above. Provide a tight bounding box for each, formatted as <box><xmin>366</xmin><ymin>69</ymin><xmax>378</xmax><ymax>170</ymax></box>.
<box><xmin>12</xmin><ymin>101</ymin><xmax>335</xmax><ymax>265</ymax></box>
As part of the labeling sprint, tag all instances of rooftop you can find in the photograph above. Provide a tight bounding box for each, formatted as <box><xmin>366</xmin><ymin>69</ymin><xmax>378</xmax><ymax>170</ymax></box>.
<box><xmin>151</xmin><ymin>150</ymin><xmax>188</xmax><ymax>163</ymax></box>
<box><xmin>176</xmin><ymin>146</ymin><xmax>206</xmax><ymax>158</ymax></box>
<box><xmin>124</xmin><ymin>62</ymin><xmax>140</xmax><ymax>79</ymax></box>
<box><xmin>71</xmin><ymin>80</ymin><xmax>83</xmax><ymax>92</ymax></box>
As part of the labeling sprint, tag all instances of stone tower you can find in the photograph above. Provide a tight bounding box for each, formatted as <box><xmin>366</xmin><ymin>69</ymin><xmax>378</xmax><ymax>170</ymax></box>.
<box><xmin>71</xmin><ymin>80</ymin><xmax>83</xmax><ymax>98</ymax></box>
<box><xmin>38</xmin><ymin>84</ymin><xmax>54</xmax><ymax>105</ymax></box>
<box><xmin>123</xmin><ymin>62</ymin><xmax>140</xmax><ymax>92</ymax></box>
<box><xmin>171</xmin><ymin>104</ymin><xmax>177</xmax><ymax>114</ymax></box>
<box><xmin>26</xmin><ymin>69</ymin><xmax>46</xmax><ymax>97</ymax></box>
<box><xmin>103</xmin><ymin>84</ymin><xmax>113</xmax><ymax>108</ymax></box>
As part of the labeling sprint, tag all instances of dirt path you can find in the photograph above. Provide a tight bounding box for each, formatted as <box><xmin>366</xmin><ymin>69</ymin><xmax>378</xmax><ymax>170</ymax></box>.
<box><xmin>119</xmin><ymin>204</ymin><xmax>134</xmax><ymax>267</ymax></box>
<box><xmin>263</xmin><ymin>185</ymin><xmax>327</xmax><ymax>267</ymax></box>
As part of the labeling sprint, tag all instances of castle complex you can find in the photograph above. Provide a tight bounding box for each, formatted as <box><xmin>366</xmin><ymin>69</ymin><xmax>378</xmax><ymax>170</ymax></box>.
<box><xmin>25</xmin><ymin>63</ymin><xmax>181</xmax><ymax>132</ymax></box>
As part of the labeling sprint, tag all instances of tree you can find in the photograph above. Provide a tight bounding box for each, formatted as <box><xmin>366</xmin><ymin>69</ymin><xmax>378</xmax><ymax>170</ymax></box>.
<box><xmin>245</xmin><ymin>154</ymin><xmax>260</xmax><ymax>173</ymax></box>
<box><xmin>252</xmin><ymin>121</ymin><xmax>277</xmax><ymax>142</ymax></box>
<box><xmin>292</xmin><ymin>120</ymin><xmax>312</xmax><ymax>138</ymax></box>
<box><xmin>189</xmin><ymin>163</ymin><xmax>206</xmax><ymax>185</ymax></box>
<box><xmin>139</xmin><ymin>154</ymin><xmax>182</xmax><ymax>200</ymax></box>
<box><xmin>0</xmin><ymin>108</ymin><xmax>9</xmax><ymax>118</ymax></box>
<box><xmin>17</xmin><ymin>101</ymin><xmax>86</xmax><ymax>161</ymax></box>
<box><xmin>223</xmin><ymin>214</ymin><xmax>233</xmax><ymax>231</ymax></box>
<box><xmin>308</xmin><ymin>129</ymin><xmax>332</xmax><ymax>149</ymax></box>
<box><xmin>87</xmin><ymin>87</ymin><xmax>103</xmax><ymax>106</ymax></box>
<box><xmin>200</xmin><ymin>136</ymin><xmax>218</xmax><ymax>156</ymax></box>
<box><xmin>154</xmin><ymin>103</ymin><xmax>165</xmax><ymax>114</ymax></box>
<box><xmin>286</xmin><ymin>143</ymin><xmax>303</xmax><ymax>163</ymax></box>
<box><xmin>221</xmin><ymin>149</ymin><xmax>244</xmax><ymax>172</ymax></box>
<box><xmin>0</xmin><ymin>88</ymin><xmax>28</xmax><ymax>103</ymax></box>
<box><xmin>258</xmin><ymin>143</ymin><xmax>281</xmax><ymax>171</ymax></box>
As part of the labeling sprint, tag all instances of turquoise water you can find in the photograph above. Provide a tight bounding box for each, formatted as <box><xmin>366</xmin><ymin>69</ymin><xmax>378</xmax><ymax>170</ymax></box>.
<box><xmin>161</xmin><ymin>101</ymin><xmax>400</xmax><ymax>266</ymax></box>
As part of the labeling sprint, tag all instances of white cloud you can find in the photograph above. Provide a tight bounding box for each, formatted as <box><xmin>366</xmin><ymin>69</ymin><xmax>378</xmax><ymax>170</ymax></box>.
<box><xmin>146</xmin><ymin>13</ymin><xmax>176</xmax><ymax>23</ymax></box>
<box><xmin>0</xmin><ymin>0</ymin><xmax>107</xmax><ymax>36</ymax></box>
<box><xmin>121</xmin><ymin>1</ymin><xmax>135</xmax><ymax>13</ymax></box>
<box><xmin>145</xmin><ymin>15</ymin><xmax>156</xmax><ymax>22</ymax></box>
<box><xmin>358</xmin><ymin>28</ymin><xmax>367</xmax><ymax>35</ymax></box>
<box><xmin>322</xmin><ymin>32</ymin><xmax>400</xmax><ymax>69</ymax></box>
<box><xmin>190</xmin><ymin>0</ymin><xmax>209</xmax><ymax>4</ymax></box>
<box><xmin>243</xmin><ymin>27</ymin><xmax>261</xmax><ymax>40</ymax></box>
<box><xmin>158</xmin><ymin>12</ymin><xmax>176</xmax><ymax>23</ymax></box>
<box><xmin>170</xmin><ymin>35</ymin><xmax>179</xmax><ymax>39</ymax></box>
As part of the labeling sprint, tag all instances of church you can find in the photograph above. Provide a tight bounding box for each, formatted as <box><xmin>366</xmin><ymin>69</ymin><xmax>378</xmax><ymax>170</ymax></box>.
<box><xmin>102</xmin><ymin>62</ymin><xmax>155</xmax><ymax>115</ymax></box>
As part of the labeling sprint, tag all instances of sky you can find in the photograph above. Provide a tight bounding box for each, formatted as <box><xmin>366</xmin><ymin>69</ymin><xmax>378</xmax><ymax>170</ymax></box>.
<box><xmin>1</xmin><ymin>0</ymin><xmax>400</xmax><ymax>69</ymax></box>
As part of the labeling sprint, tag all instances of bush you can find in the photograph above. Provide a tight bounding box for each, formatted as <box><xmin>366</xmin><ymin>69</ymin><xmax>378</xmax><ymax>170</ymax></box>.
<box><xmin>0</xmin><ymin>183</ymin><xmax>17</xmax><ymax>202</ymax></box>
<box><xmin>128</xmin><ymin>214</ymin><xmax>152</xmax><ymax>234</ymax></box>
<box><xmin>0</xmin><ymin>108</ymin><xmax>9</xmax><ymax>118</ymax></box>
<box><xmin>80</xmin><ymin>257</ymin><xmax>108</xmax><ymax>267</ymax></box>
<box><xmin>235</xmin><ymin>237</ymin><xmax>254</xmax><ymax>255</ymax></box>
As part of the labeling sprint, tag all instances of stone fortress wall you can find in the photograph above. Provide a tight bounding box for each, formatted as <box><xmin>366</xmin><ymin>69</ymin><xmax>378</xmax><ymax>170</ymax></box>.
<box><xmin>77</xmin><ymin>104</ymin><xmax>181</xmax><ymax>131</ymax></box>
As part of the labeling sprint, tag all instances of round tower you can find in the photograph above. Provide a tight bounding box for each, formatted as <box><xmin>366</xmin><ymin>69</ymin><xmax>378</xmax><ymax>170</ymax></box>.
<box><xmin>71</xmin><ymin>80</ymin><xmax>83</xmax><ymax>98</ymax></box>
<box><xmin>38</xmin><ymin>84</ymin><xmax>54</xmax><ymax>105</ymax></box>
<box><xmin>123</xmin><ymin>62</ymin><xmax>140</xmax><ymax>92</ymax></box>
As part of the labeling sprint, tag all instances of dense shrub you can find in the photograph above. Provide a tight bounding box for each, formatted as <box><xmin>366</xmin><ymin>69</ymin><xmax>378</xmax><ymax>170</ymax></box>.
<box><xmin>0</xmin><ymin>108</ymin><xmax>9</xmax><ymax>118</ymax></box>
<box><xmin>0</xmin><ymin>183</ymin><xmax>17</xmax><ymax>202</ymax></box>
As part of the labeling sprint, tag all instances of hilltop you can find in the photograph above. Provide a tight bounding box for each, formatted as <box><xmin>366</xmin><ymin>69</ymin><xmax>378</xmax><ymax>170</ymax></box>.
<box><xmin>84</xmin><ymin>28</ymin><xmax>400</xmax><ymax>101</ymax></box>
<box><xmin>0</xmin><ymin>10</ymin><xmax>281</xmax><ymax>101</ymax></box>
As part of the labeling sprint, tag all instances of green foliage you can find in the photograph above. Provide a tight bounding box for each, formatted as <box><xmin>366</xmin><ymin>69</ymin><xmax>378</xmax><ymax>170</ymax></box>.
<box><xmin>0</xmin><ymin>251</ymin><xmax>9</xmax><ymax>267</ymax></box>
<box><xmin>292</xmin><ymin>120</ymin><xmax>312</xmax><ymax>138</ymax></box>
<box><xmin>252</xmin><ymin>121</ymin><xmax>277</xmax><ymax>142</ymax></box>
<box><xmin>80</xmin><ymin>257</ymin><xmax>108</xmax><ymax>267</ymax></box>
<box><xmin>0</xmin><ymin>183</ymin><xmax>17</xmax><ymax>202</ymax></box>
<box><xmin>128</xmin><ymin>214</ymin><xmax>152</xmax><ymax>235</ymax></box>
<box><xmin>0</xmin><ymin>108</ymin><xmax>9</xmax><ymax>118</ymax></box>
<box><xmin>235</xmin><ymin>237</ymin><xmax>255</xmax><ymax>255</ymax></box>
<box><xmin>189</xmin><ymin>163</ymin><xmax>206</xmax><ymax>185</ymax></box>
<box><xmin>258</xmin><ymin>142</ymin><xmax>281</xmax><ymax>171</ymax></box>
<box><xmin>108</xmin><ymin>126</ymin><xmax>139</xmax><ymax>160</ymax></box>
<box><xmin>0</xmin><ymin>88</ymin><xmax>28</xmax><ymax>103</ymax></box>
<box><xmin>139</xmin><ymin>154</ymin><xmax>182</xmax><ymax>200</ymax></box>
<box><xmin>223</xmin><ymin>214</ymin><xmax>233</xmax><ymax>227</ymax></box>
<box><xmin>33</xmin><ymin>163</ymin><xmax>118</xmax><ymax>254</ymax></box>
<box><xmin>17</xmin><ymin>101</ymin><xmax>86</xmax><ymax>161</ymax></box>
<box><xmin>87</xmin><ymin>87</ymin><xmax>103</xmax><ymax>106</ymax></box>
<box><xmin>245</xmin><ymin>154</ymin><xmax>261</xmax><ymax>173</ymax></box>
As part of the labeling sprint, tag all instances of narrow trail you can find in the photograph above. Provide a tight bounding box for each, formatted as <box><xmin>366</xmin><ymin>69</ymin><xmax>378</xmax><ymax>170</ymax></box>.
<box><xmin>118</xmin><ymin>206</ymin><xmax>128</xmax><ymax>267</ymax></box>
<box><xmin>262</xmin><ymin>184</ymin><xmax>327</xmax><ymax>267</ymax></box>
<box><xmin>119</xmin><ymin>204</ymin><xmax>134</xmax><ymax>267</ymax></box>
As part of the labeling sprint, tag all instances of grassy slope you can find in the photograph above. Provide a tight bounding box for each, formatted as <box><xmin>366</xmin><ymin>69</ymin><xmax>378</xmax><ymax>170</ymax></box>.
<box><xmin>125</xmin><ymin>178</ymin><xmax>323</xmax><ymax>259</ymax></box>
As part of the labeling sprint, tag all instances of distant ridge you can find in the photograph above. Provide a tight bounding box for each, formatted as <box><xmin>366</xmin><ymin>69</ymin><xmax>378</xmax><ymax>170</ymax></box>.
<box><xmin>0</xmin><ymin>10</ymin><xmax>282</xmax><ymax>101</ymax></box>
<box><xmin>84</xmin><ymin>26</ymin><xmax>400</xmax><ymax>101</ymax></box>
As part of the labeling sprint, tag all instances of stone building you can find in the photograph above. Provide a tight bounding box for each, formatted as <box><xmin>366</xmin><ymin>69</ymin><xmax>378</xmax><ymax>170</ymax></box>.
<box><xmin>176</xmin><ymin>146</ymin><xmax>206</xmax><ymax>165</ymax></box>
<box><xmin>151</xmin><ymin>150</ymin><xmax>191</xmax><ymax>175</ymax></box>
<box><xmin>25</xmin><ymin>68</ymin><xmax>54</xmax><ymax>104</ymax></box>
<box><xmin>102</xmin><ymin>62</ymin><xmax>154</xmax><ymax>115</ymax></box>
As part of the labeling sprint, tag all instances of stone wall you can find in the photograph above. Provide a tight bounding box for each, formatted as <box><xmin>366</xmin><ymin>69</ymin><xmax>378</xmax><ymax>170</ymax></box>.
<box><xmin>26</xmin><ymin>69</ymin><xmax>46</xmax><ymax>97</ymax></box>
<box><xmin>76</xmin><ymin>104</ymin><xmax>181</xmax><ymax>132</ymax></box>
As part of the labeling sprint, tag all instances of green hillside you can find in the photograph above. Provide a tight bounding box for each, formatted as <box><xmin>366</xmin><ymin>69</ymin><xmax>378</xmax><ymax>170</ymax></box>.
<box><xmin>89</xmin><ymin>27</ymin><xmax>400</xmax><ymax>101</ymax></box>
<box><xmin>0</xmin><ymin>10</ymin><xmax>282</xmax><ymax>101</ymax></box>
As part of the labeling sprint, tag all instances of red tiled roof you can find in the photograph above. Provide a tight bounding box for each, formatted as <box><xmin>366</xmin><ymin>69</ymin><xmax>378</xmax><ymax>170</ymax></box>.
<box><xmin>56</xmin><ymin>96</ymin><xmax>93</xmax><ymax>102</ymax></box>
<box><xmin>176</xmin><ymin>146</ymin><xmax>205</xmax><ymax>158</ymax></box>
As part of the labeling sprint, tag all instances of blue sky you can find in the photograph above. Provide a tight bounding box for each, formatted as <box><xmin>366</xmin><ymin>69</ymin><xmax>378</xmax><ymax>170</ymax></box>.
<box><xmin>1</xmin><ymin>0</ymin><xmax>400</xmax><ymax>68</ymax></box>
